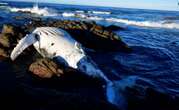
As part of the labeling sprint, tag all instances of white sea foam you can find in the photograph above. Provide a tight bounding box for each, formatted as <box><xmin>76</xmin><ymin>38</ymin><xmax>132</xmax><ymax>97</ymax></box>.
<box><xmin>9</xmin><ymin>4</ymin><xmax>58</xmax><ymax>16</ymax></box>
<box><xmin>61</xmin><ymin>12</ymin><xmax>104</xmax><ymax>20</ymax></box>
<box><xmin>62</xmin><ymin>12</ymin><xmax>88</xmax><ymax>18</ymax></box>
<box><xmin>62</xmin><ymin>12</ymin><xmax>75</xmax><ymax>17</ymax></box>
<box><xmin>106</xmin><ymin>18</ymin><xmax>179</xmax><ymax>29</ymax></box>
<box><xmin>87</xmin><ymin>16</ymin><xmax>104</xmax><ymax>20</ymax></box>
<box><xmin>76</xmin><ymin>13</ymin><xmax>87</xmax><ymax>18</ymax></box>
<box><xmin>88</xmin><ymin>11</ymin><xmax>111</xmax><ymax>15</ymax></box>
<box><xmin>75</xmin><ymin>10</ymin><xmax>85</xmax><ymax>13</ymax></box>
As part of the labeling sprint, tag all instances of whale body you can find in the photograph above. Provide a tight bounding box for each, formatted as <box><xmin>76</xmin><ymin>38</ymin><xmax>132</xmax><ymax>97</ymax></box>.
<box><xmin>11</xmin><ymin>27</ymin><xmax>109</xmax><ymax>81</ymax></box>
<box><xmin>10</xmin><ymin>27</ymin><xmax>126</xmax><ymax>109</ymax></box>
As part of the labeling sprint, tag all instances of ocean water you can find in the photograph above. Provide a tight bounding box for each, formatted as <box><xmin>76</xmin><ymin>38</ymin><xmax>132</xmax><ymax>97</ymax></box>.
<box><xmin>0</xmin><ymin>0</ymin><xmax>179</xmax><ymax>107</ymax></box>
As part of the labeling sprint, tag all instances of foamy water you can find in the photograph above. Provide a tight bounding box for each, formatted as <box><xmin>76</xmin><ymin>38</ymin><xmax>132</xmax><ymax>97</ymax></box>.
<box><xmin>87</xmin><ymin>16</ymin><xmax>104</xmax><ymax>20</ymax></box>
<box><xmin>62</xmin><ymin>12</ymin><xmax>75</xmax><ymax>17</ymax></box>
<box><xmin>56</xmin><ymin>11</ymin><xmax>179</xmax><ymax>29</ymax></box>
<box><xmin>6</xmin><ymin>3</ymin><xmax>179</xmax><ymax>29</ymax></box>
<box><xmin>9</xmin><ymin>4</ymin><xmax>58</xmax><ymax>16</ymax></box>
<box><xmin>88</xmin><ymin>11</ymin><xmax>111</xmax><ymax>15</ymax></box>
<box><xmin>106</xmin><ymin>18</ymin><xmax>179</xmax><ymax>29</ymax></box>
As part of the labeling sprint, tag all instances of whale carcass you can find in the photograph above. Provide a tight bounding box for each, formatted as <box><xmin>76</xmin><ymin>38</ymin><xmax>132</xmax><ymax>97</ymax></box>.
<box><xmin>10</xmin><ymin>27</ymin><xmax>126</xmax><ymax>108</ymax></box>
<box><xmin>10</xmin><ymin>27</ymin><xmax>109</xmax><ymax>80</ymax></box>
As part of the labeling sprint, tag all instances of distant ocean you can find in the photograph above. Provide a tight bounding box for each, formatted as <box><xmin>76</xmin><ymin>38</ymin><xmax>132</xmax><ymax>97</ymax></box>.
<box><xmin>0</xmin><ymin>0</ymin><xmax>179</xmax><ymax>108</ymax></box>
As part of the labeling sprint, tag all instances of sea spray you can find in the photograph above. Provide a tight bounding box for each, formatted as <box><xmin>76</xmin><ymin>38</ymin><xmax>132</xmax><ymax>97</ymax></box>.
<box><xmin>9</xmin><ymin>4</ymin><xmax>58</xmax><ymax>16</ymax></box>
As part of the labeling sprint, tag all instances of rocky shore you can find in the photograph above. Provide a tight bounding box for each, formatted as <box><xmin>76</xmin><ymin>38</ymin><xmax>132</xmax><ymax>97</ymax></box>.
<box><xmin>0</xmin><ymin>17</ymin><xmax>179</xmax><ymax>110</ymax></box>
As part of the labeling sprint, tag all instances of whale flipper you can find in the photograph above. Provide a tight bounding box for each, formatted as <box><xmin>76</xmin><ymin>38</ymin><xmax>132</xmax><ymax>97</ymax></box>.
<box><xmin>10</xmin><ymin>34</ymin><xmax>37</xmax><ymax>60</ymax></box>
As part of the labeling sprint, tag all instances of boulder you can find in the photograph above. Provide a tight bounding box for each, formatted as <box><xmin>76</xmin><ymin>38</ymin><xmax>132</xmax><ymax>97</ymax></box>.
<box><xmin>0</xmin><ymin>24</ymin><xmax>27</xmax><ymax>61</ymax></box>
<box><xmin>1</xmin><ymin>24</ymin><xmax>16</xmax><ymax>35</ymax></box>
<box><xmin>0</xmin><ymin>48</ymin><xmax>8</xmax><ymax>59</ymax></box>
<box><xmin>2</xmin><ymin>24</ymin><xmax>26</xmax><ymax>38</ymax></box>
<box><xmin>0</xmin><ymin>33</ymin><xmax>13</xmax><ymax>48</ymax></box>
<box><xmin>106</xmin><ymin>25</ymin><xmax>125</xmax><ymax>31</ymax></box>
<box><xmin>29</xmin><ymin>58</ymin><xmax>64</xmax><ymax>78</ymax></box>
<box><xmin>0</xmin><ymin>24</ymin><xmax>26</xmax><ymax>47</ymax></box>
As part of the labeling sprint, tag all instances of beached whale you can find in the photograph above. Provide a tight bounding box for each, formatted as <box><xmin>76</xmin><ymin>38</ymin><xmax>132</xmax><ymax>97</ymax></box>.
<box><xmin>10</xmin><ymin>27</ymin><xmax>126</xmax><ymax>109</ymax></box>
<box><xmin>10</xmin><ymin>27</ymin><xmax>109</xmax><ymax>80</ymax></box>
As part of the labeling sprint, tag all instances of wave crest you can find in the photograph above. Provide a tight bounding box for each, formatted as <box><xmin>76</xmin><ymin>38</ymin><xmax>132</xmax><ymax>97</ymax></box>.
<box><xmin>9</xmin><ymin>5</ymin><xmax>58</xmax><ymax>16</ymax></box>
<box><xmin>88</xmin><ymin>11</ymin><xmax>111</xmax><ymax>15</ymax></box>
<box><xmin>106</xmin><ymin>18</ymin><xmax>179</xmax><ymax>29</ymax></box>
<box><xmin>62</xmin><ymin>12</ymin><xmax>75</xmax><ymax>17</ymax></box>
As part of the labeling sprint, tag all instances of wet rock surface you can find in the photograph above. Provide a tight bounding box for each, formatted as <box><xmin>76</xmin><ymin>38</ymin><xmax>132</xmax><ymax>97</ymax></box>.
<box><xmin>29</xmin><ymin>58</ymin><xmax>64</xmax><ymax>78</ymax></box>
<box><xmin>0</xmin><ymin>24</ymin><xmax>28</xmax><ymax>60</ymax></box>
<box><xmin>106</xmin><ymin>25</ymin><xmax>125</xmax><ymax>31</ymax></box>
<box><xmin>0</xmin><ymin>48</ymin><xmax>8</xmax><ymax>58</ymax></box>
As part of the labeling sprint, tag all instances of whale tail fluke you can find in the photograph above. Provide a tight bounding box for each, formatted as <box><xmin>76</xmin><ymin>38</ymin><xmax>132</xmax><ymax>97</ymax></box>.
<box><xmin>10</xmin><ymin>34</ymin><xmax>37</xmax><ymax>61</ymax></box>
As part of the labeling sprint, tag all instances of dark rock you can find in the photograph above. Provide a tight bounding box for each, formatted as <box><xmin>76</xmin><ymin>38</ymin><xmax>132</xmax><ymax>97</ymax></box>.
<box><xmin>2</xmin><ymin>24</ymin><xmax>26</xmax><ymax>38</ymax></box>
<box><xmin>0</xmin><ymin>48</ymin><xmax>8</xmax><ymax>59</ymax></box>
<box><xmin>7</xmin><ymin>40</ymin><xmax>113</xmax><ymax>109</ymax></box>
<box><xmin>0</xmin><ymin>33</ymin><xmax>13</xmax><ymax>48</ymax></box>
<box><xmin>11</xmin><ymin>45</ymin><xmax>113</xmax><ymax>109</ymax></box>
<box><xmin>0</xmin><ymin>24</ymin><xmax>26</xmax><ymax>44</ymax></box>
<box><xmin>0</xmin><ymin>24</ymin><xmax>28</xmax><ymax>61</ymax></box>
<box><xmin>25</xmin><ymin>18</ymin><xmax>45</xmax><ymax>32</ymax></box>
<box><xmin>106</xmin><ymin>25</ymin><xmax>125</xmax><ymax>31</ymax></box>
<box><xmin>0</xmin><ymin>61</ymin><xmax>15</xmax><ymax>108</ymax></box>
<box><xmin>1</xmin><ymin>24</ymin><xmax>16</xmax><ymax>35</ymax></box>
<box><xmin>16</xmin><ymin>79</ymin><xmax>117</xmax><ymax>110</ymax></box>
<box><xmin>29</xmin><ymin>58</ymin><xmax>64</xmax><ymax>78</ymax></box>
<box><xmin>15</xmin><ymin>56</ymin><xmax>115</xmax><ymax>110</ymax></box>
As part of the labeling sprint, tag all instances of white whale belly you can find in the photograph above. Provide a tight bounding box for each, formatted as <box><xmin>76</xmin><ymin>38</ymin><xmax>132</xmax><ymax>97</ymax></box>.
<box><xmin>33</xmin><ymin>27</ymin><xmax>85</xmax><ymax>68</ymax></box>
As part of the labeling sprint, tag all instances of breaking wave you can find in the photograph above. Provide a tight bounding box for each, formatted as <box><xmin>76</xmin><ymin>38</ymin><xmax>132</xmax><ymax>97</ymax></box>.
<box><xmin>106</xmin><ymin>18</ymin><xmax>179</xmax><ymax>29</ymax></box>
<box><xmin>6</xmin><ymin>4</ymin><xmax>179</xmax><ymax>30</ymax></box>
<box><xmin>87</xmin><ymin>16</ymin><xmax>104</xmax><ymax>20</ymax></box>
<box><xmin>75</xmin><ymin>10</ymin><xmax>85</xmax><ymax>13</ymax></box>
<box><xmin>62</xmin><ymin>12</ymin><xmax>75</xmax><ymax>17</ymax></box>
<box><xmin>88</xmin><ymin>11</ymin><xmax>111</xmax><ymax>15</ymax></box>
<box><xmin>9</xmin><ymin>4</ymin><xmax>58</xmax><ymax>16</ymax></box>
<box><xmin>60</xmin><ymin>12</ymin><xmax>179</xmax><ymax>29</ymax></box>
